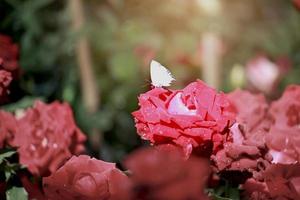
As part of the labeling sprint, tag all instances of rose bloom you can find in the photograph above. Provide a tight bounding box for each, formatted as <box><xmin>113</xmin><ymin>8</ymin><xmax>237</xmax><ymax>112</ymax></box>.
<box><xmin>0</xmin><ymin>110</ymin><xmax>17</xmax><ymax>148</ymax></box>
<box><xmin>246</xmin><ymin>55</ymin><xmax>280</xmax><ymax>94</ymax></box>
<box><xmin>132</xmin><ymin>80</ymin><xmax>235</xmax><ymax>157</ymax></box>
<box><xmin>124</xmin><ymin>146</ymin><xmax>211</xmax><ymax>200</ymax></box>
<box><xmin>11</xmin><ymin>100</ymin><xmax>86</xmax><ymax>176</ymax></box>
<box><xmin>43</xmin><ymin>155</ymin><xmax>128</xmax><ymax>200</ymax></box>
<box><xmin>266</xmin><ymin>85</ymin><xmax>300</xmax><ymax>164</ymax></box>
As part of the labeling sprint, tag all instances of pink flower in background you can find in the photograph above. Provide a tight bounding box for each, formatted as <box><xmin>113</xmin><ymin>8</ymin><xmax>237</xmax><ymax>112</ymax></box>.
<box><xmin>43</xmin><ymin>155</ymin><xmax>128</xmax><ymax>200</ymax></box>
<box><xmin>124</xmin><ymin>146</ymin><xmax>210</xmax><ymax>200</ymax></box>
<box><xmin>132</xmin><ymin>80</ymin><xmax>235</xmax><ymax>157</ymax></box>
<box><xmin>246</xmin><ymin>55</ymin><xmax>280</xmax><ymax>94</ymax></box>
<box><xmin>266</xmin><ymin>85</ymin><xmax>300</xmax><ymax>164</ymax></box>
<box><xmin>11</xmin><ymin>101</ymin><xmax>86</xmax><ymax>176</ymax></box>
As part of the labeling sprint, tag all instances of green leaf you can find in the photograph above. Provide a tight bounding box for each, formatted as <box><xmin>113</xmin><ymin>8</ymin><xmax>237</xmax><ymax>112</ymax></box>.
<box><xmin>0</xmin><ymin>150</ymin><xmax>16</xmax><ymax>164</ymax></box>
<box><xmin>6</xmin><ymin>187</ymin><xmax>28</xmax><ymax>200</ymax></box>
<box><xmin>0</xmin><ymin>96</ymin><xmax>45</xmax><ymax>112</ymax></box>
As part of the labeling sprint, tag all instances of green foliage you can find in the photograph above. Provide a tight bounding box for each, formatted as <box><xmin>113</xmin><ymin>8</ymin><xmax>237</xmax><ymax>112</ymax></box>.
<box><xmin>6</xmin><ymin>187</ymin><xmax>28</xmax><ymax>200</ymax></box>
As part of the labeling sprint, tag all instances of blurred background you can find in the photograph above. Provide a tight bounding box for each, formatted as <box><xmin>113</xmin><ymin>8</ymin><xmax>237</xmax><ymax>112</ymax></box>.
<box><xmin>0</xmin><ymin>0</ymin><xmax>300</xmax><ymax>162</ymax></box>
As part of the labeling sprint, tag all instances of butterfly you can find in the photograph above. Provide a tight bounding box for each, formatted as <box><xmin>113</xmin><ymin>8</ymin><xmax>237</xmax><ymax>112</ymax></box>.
<box><xmin>150</xmin><ymin>60</ymin><xmax>175</xmax><ymax>87</ymax></box>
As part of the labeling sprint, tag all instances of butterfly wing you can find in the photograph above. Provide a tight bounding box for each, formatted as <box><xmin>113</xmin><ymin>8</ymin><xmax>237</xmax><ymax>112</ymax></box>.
<box><xmin>150</xmin><ymin>60</ymin><xmax>175</xmax><ymax>87</ymax></box>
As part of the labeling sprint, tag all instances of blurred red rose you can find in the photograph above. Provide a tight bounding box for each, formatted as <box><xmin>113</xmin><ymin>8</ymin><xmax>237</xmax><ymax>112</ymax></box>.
<box><xmin>266</xmin><ymin>85</ymin><xmax>300</xmax><ymax>164</ymax></box>
<box><xmin>124</xmin><ymin>146</ymin><xmax>211</xmax><ymax>200</ymax></box>
<box><xmin>0</xmin><ymin>34</ymin><xmax>20</xmax><ymax>78</ymax></box>
<box><xmin>132</xmin><ymin>80</ymin><xmax>235</xmax><ymax>157</ymax></box>
<box><xmin>294</xmin><ymin>0</ymin><xmax>300</xmax><ymax>11</ymax></box>
<box><xmin>0</xmin><ymin>110</ymin><xmax>17</xmax><ymax>148</ymax></box>
<box><xmin>43</xmin><ymin>155</ymin><xmax>128</xmax><ymax>200</ymax></box>
<box><xmin>11</xmin><ymin>101</ymin><xmax>86</xmax><ymax>176</ymax></box>
<box><xmin>0</xmin><ymin>70</ymin><xmax>12</xmax><ymax>100</ymax></box>
<box><xmin>246</xmin><ymin>55</ymin><xmax>280</xmax><ymax>94</ymax></box>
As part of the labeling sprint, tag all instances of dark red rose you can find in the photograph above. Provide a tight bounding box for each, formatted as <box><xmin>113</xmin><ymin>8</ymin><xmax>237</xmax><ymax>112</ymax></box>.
<box><xmin>124</xmin><ymin>146</ymin><xmax>211</xmax><ymax>200</ymax></box>
<box><xmin>43</xmin><ymin>155</ymin><xmax>129</xmax><ymax>200</ymax></box>
<box><xmin>0</xmin><ymin>34</ymin><xmax>20</xmax><ymax>78</ymax></box>
<box><xmin>212</xmin><ymin>90</ymin><xmax>271</xmax><ymax>177</ymax></box>
<box><xmin>132</xmin><ymin>80</ymin><xmax>235</xmax><ymax>157</ymax></box>
<box><xmin>0</xmin><ymin>70</ymin><xmax>12</xmax><ymax>99</ymax></box>
<box><xmin>20</xmin><ymin>174</ymin><xmax>46</xmax><ymax>200</ymax></box>
<box><xmin>11</xmin><ymin>101</ymin><xmax>86</xmax><ymax>176</ymax></box>
<box><xmin>266</xmin><ymin>85</ymin><xmax>300</xmax><ymax>164</ymax></box>
<box><xmin>0</xmin><ymin>110</ymin><xmax>17</xmax><ymax>148</ymax></box>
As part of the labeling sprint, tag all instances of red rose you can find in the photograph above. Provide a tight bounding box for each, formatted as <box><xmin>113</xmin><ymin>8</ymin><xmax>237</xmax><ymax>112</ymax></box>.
<box><xmin>132</xmin><ymin>80</ymin><xmax>235</xmax><ymax>157</ymax></box>
<box><xmin>266</xmin><ymin>85</ymin><xmax>300</xmax><ymax>164</ymax></box>
<box><xmin>11</xmin><ymin>101</ymin><xmax>86</xmax><ymax>176</ymax></box>
<box><xmin>43</xmin><ymin>155</ymin><xmax>128</xmax><ymax>200</ymax></box>
<box><xmin>124</xmin><ymin>146</ymin><xmax>211</xmax><ymax>200</ymax></box>
<box><xmin>0</xmin><ymin>34</ymin><xmax>20</xmax><ymax>78</ymax></box>
<box><xmin>0</xmin><ymin>110</ymin><xmax>17</xmax><ymax>148</ymax></box>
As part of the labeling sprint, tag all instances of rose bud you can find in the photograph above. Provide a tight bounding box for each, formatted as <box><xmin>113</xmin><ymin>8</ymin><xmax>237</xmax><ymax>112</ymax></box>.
<box><xmin>11</xmin><ymin>101</ymin><xmax>86</xmax><ymax>176</ymax></box>
<box><xmin>132</xmin><ymin>80</ymin><xmax>235</xmax><ymax>157</ymax></box>
<box><xmin>43</xmin><ymin>155</ymin><xmax>129</xmax><ymax>200</ymax></box>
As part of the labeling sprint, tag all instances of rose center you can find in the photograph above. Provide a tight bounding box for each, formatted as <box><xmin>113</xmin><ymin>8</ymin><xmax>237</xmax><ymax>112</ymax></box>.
<box><xmin>168</xmin><ymin>92</ymin><xmax>197</xmax><ymax>116</ymax></box>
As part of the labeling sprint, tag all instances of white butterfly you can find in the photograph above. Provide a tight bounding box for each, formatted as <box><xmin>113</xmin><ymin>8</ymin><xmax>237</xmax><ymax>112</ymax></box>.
<box><xmin>150</xmin><ymin>60</ymin><xmax>175</xmax><ymax>87</ymax></box>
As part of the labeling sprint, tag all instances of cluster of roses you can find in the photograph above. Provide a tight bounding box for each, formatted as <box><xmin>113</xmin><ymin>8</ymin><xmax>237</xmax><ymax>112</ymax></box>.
<box><xmin>133</xmin><ymin>80</ymin><xmax>300</xmax><ymax>200</ymax></box>
<box><xmin>0</xmin><ymin>100</ymin><xmax>211</xmax><ymax>200</ymax></box>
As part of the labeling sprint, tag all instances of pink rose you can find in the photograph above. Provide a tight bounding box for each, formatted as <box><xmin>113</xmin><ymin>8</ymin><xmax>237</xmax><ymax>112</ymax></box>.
<box><xmin>266</xmin><ymin>85</ymin><xmax>300</xmax><ymax>164</ymax></box>
<box><xmin>124</xmin><ymin>146</ymin><xmax>211</xmax><ymax>200</ymax></box>
<box><xmin>132</xmin><ymin>80</ymin><xmax>235</xmax><ymax>157</ymax></box>
<box><xmin>43</xmin><ymin>155</ymin><xmax>128</xmax><ymax>200</ymax></box>
<box><xmin>11</xmin><ymin>101</ymin><xmax>86</xmax><ymax>176</ymax></box>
